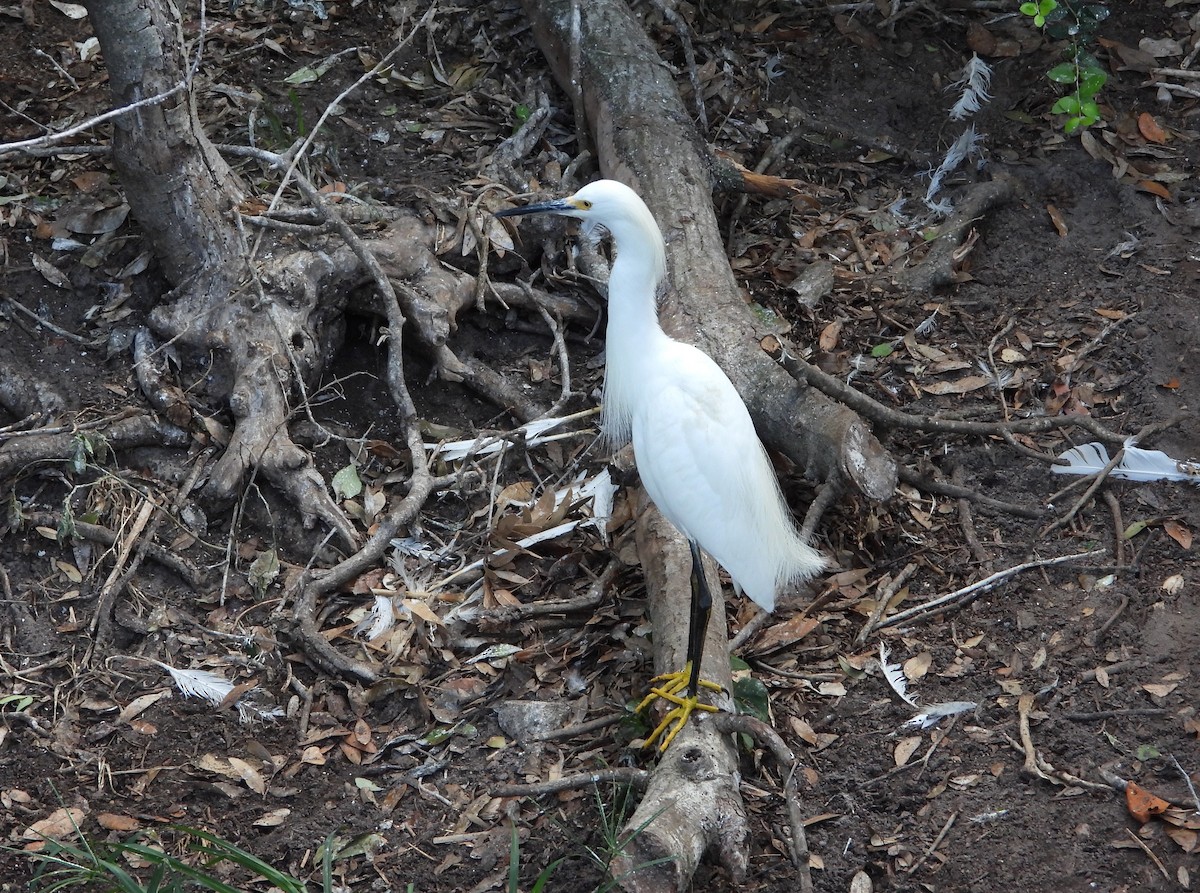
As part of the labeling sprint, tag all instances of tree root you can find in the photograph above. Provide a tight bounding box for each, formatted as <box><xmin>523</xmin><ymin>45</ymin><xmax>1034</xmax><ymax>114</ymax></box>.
<box><xmin>712</xmin><ymin>713</ymin><xmax>815</xmax><ymax>893</ymax></box>
<box><xmin>495</xmin><ymin>766</ymin><xmax>649</xmax><ymax>798</ymax></box>
<box><xmin>24</xmin><ymin>512</ymin><xmax>206</xmax><ymax>587</ymax></box>
<box><xmin>895</xmin><ymin>177</ymin><xmax>1015</xmax><ymax>291</ymax></box>
<box><xmin>0</xmin><ymin>412</ymin><xmax>189</xmax><ymax>481</ymax></box>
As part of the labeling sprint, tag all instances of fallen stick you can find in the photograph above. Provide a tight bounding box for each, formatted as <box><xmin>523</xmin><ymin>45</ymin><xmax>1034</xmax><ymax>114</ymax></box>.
<box><xmin>877</xmin><ymin>549</ymin><xmax>1106</xmax><ymax>629</ymax></box>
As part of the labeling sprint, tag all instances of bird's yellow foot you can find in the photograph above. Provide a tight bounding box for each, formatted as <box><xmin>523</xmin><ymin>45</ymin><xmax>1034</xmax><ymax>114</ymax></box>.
<box><xmin>636</xmin><ymin>665</ymin><xmax>721</xmax><ymax>751</ymax></box>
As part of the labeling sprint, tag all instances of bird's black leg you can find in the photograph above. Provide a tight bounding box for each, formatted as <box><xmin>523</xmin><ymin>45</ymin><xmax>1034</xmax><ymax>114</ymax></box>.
<box><xmin>685</xmin><ymin>539</ymin><xmax>712</xmax><ymax>699</ymax></box>
<box><xmin>636</xmin><ymin>539</ymin><xmax>722</xmax><ymax>750</ymax></box>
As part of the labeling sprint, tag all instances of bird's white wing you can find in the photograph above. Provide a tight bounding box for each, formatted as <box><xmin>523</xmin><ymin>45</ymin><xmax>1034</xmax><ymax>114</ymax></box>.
<box><xmin>631</xmin><ymin>341</ymin><xmax>817</xmax><ymax>610</ymax></box>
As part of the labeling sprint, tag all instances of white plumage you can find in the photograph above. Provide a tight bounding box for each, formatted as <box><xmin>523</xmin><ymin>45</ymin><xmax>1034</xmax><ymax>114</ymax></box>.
<box><xmin>496</xmin><ymin>179</ymin><xmax>825</xmax><ymax>747</ymax></box>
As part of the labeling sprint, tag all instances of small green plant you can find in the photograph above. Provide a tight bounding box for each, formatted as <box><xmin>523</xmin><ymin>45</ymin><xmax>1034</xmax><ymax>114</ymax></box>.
<box><xmin>17</xmin><ymin>824</ymin><xmax>335</xmax><ymax>893</ymax></box>
<box><xmin>1020</xmin><ymin>0</ymin><xmax>1111</xmax><ymax>132</ymax></box>
<box><xmin>507</xmin><ymin>824</ymin><xmax>563</xmax><ymax>893</ymax></box>
<box><xmin>583</xmin><ymin>784</ymin><xmax>673</xmax><ymax>893</ymax></box>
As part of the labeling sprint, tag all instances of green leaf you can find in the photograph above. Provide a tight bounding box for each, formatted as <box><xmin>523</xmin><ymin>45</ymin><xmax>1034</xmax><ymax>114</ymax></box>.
<box><xmin>1123</xmin><ymin>520</ymin><xmax>1148</xmax><ymax>540</ymax></box>
<box><xmin>1080</xmin><ymin>69</ymin><xmax>1107</xmax><ymax>97</ymax></box>
<box><xmin>732</xmin><ymin>676</ymin><xmax>771</xmax><ymax>723</ymax></box>
<box><xmin>332</xmin><ymin>464</ymin><xmax>363</xmax><ymax>500</ymax></box>
<box><xmin>1135</xmin><ymin>743</ymin><xmax>1161</xmax><ymax>761</ymax></box>
<box><xmin>1019</xmin><ymin>2</ymin><xmax>1037</xmax><ymax>14</ymax></box>
<box><xmin>1052</xmin><ymin>96</ymin><xmax>1081</xmax><ymax>115</ymax></box>
<box><xmin>871</xmin><ymin>342</ymin><xmax>895</xmax><ymax>358</ymax></box>
<box><xmin>284</xmin><ymin>66</ymin><xmax>321</xmax><ymax>85</ymax></box>
<box><xmin>1046</xmin><ymin>63</ymin><xmax>1077</xmax><ymax>83</ymax></box>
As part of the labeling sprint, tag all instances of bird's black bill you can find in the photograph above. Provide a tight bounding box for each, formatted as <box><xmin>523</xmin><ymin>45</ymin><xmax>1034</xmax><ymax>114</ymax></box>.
<box><xmin>494</xmin><ymin>199</ymin><xmax>572</xmax><ymax>218</ymax></box>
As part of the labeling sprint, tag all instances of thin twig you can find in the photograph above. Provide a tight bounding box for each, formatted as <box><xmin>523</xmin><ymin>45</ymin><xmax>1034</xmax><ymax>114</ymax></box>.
<box><xmin>0</xmin><ymin>82</ymin><xmax>187</xmax><ymax>158</ymax></box>
<box><xmin>494</xmin><ymin>767</ymin><xmax>649</xmax><ymax>798</ymax></box>
<box><xmin>771</xmin><ymin>344</ymin><xmax>1134</xmax><ymax>446</ymax></box>
<box><xmin>1169</xmin><ymin>754</ymin><xmax>1200</xmax><ymax>816</ymax></box>
<box><xmin>2</xmin><ymin>294</ymin><xmax>102</xmax><ymax>347</ymax></box>
<box><xmin>878</xmin><ymin>549</ymin><xmax>1106</xmax><ymax>629</ymax></box>
<box><xmin>713</xmin><ymin>713</ymin><xmax>813</xmax><ymax>893</ymax></box>
<box><xmin>907</xmin><ymin>811</ymin><xmax>957</xmax><ymax>875</ymax></box>
<box><xmin>897</xmin><ymin>466</ymin><xmax>1042</xmax><ymax>519</ymax></box>
<box><xmin>952</xmin><ymin>465</ymin><xmax>989</xmax><ymax>565</ymax></box>
<box><xmin>856</xmin><ymin>562</ymin><xmax>918</xmax><ymax>644</ymax></box>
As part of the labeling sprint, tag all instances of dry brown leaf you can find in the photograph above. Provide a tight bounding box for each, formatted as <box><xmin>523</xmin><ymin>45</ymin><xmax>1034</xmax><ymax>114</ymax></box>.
<box><xmin>903</xmin><ymin>651</ymin><xmax>933</xmax><ymax>681</ymax></box>
<box><xmin>1162</xmin><ymin>574</ymin><xmax>1185</xmax><ymax>595</ymax></box>
<box><xmin>921</xmin><ymin>375</ymin><xmax>991</xmax><ymax>395</ymax></box>
<box><xmin>1126</xmin><ymin>781</ymin><xmax>1171</xmax><ymax>824</ymax></box>
<box><xmin>32</xmin><ymin>253</ymin><xmax>71</xmax><ymax>289</ymax></box>
<box><xmin>752</xmin><ymin>615</ymin><xmax>819</xmax><ymax>653</ymax></box>
<box><xmin>97</xmin><ymin>812</ymin><xmax>140</xmax><ymax>832</ymax></box>
<box><xmin>227</xmin><ymin>756</ymin><xmax>266</xmax><ymax>795</ymax></box>
<box><xmin>253</xmin><ymin>808</ymin><xmax>292</xmax><ymax>827</ymax></box>
<box><xmin>1143</xmin><ymin>681</ymin><xmax>1178</xmax><ymax>698</ymax></box>
<box><xmin>1137</xmin><ymin>180</ymin><xmax>1171</xmax><ymax>200</ymax></box>
<box><xmin>404</xmin><ymin>598</ymin><xmax>444</xmax><ymax>625</ymax></box>
<box><xmin>118</xmin><ymin>691</ymin><xmax>168</xmax><ymax>724</ymax></box>
<box><xmin>819</xmin><ymin>320</ymin><xmax>842</xmax><ymax>352</ymax></box>
<box><xmin>1163</xmin><ymin>520</ymin><xmax>1192</xmax><ymax>550</ymax></box>
<box><xmin>1137</xmin><ymin>112</ymin><xmax>1168</xmax><ymax>144</ymax></box>
<box><xmin>894</xmin><ymin>736</ymin><xmax>922</xmax><ymax>767</ymax></box>
<box><xmin>1166</xmin><ymin>827</ymin><xmax>1199</xmax><ymax>853</ymax></box>
<box><xmin>300</xmin><ymin>745</ymin><xmax>328</xmax><ymax>765</ymax></box>
<box><xmin>24</xmin><ymin>807</ymin><xmax>88</xmax><ymax>841</ymax></box>
<box><xmin>1046</xmin><ymin>203</ymin><xmax>1068</xmax><ymax>237</ymax></box>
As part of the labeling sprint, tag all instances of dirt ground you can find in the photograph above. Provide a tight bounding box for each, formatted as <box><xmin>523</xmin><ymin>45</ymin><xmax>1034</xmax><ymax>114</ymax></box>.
<box><xmin>2</xmin><ymin>1</ymin><xmax>1199</xmax><ymax>892</ymax></box>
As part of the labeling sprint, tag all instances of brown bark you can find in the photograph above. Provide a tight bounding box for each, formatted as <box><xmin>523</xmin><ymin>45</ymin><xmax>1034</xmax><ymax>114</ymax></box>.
<box><xmin>81</xmin><ymin>0</ymin><xmax>355</xmax><ymax>545</ymax></box>
<box><xmin>81</xmin><ymin>0</ymin><xmax>244</xmax><ymax>288</ymax></box>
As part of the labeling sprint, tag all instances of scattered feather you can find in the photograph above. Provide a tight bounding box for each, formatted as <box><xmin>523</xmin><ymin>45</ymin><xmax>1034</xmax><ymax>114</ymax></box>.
<box><xmin>914</xmin><ymin>310</ymin><xmax>939</xmax><ymax>336</ymax></box>
<box><xmin>1052</xmin><ymin>442</ymin><xmax>1200</xmax><ymax>484</ymax></box>
<box><xmin>924</xmin><ymin>125</ymin><xmax>984</xmax><ymax>212</ymax></box>
<box><xmin>879</xmin><ymin>643</ymin><xmax>919</xmax><ymax>707</ymax></box>
<box><xmin>151</xmin><ymin>660</ymin><xmax>281</xmax><ymax>723</ymax></box>
<box><xmin>155</xmin><ymin>661</ymin><xmax>236</xmax><ymax>707</ymax></box>
<box><xmin>355</xmin><ymin>594</ymin><xmax>397</xmax><ymax>640</ymax></box>
<box><xmin>428</xmin><ymin>414</ymin><xmax>582</xmax><ymax>463</ymax></box>
<box><xmin>976</xmin><ymin>359</ymin><xmax>1013</xmax><ymax>390</ymax></box>
<box><xmin>901</xmin><ymin>700</ymin><xmax>978</xmax><ymax>730</ymax></box>
<box><xmin>389</xmin><ymin>536</ymin><xmax>442</xmax><ymax>562</ymax></box>
<box><xmin>1105</xmin><ymin>233</ymin><xmax>1140</xmax><ymax>259</ymax></box>
<box><xmin>948</xmin><ymin>53</ymin><xmax>993</xmax><ymax>121</ymax></box>
<box><xmin>236</xmin><ymin>697</ymin><xmax>286</xmax><ymax>724</ymax></box>
<box><xmin>578</xmin><ymin>468</ymin><xmax>616</xmax><ymax>544</ymax></box>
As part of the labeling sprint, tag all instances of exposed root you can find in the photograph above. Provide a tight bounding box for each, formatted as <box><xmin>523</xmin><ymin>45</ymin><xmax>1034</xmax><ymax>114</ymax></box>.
<box><xmin>895</xmin><ymin>177</ymin><xmax>1015</xmax><ymax>291</ymax></box>
<box><xmin>0</xmin><ymin>412</ymin><xmax>189</xmax><ymax>481</ymax></box>
<box><xmin>713</xmin><ymin>712</ymin><xmax>815</xmax><ymax>893</ymax></box>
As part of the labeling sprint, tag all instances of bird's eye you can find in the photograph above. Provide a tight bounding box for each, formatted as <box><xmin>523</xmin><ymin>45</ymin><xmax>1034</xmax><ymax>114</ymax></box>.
<box><xmin>577</xmin><ymin>199</ymin><xmax>593</xmax><ymax>210</ymax></box>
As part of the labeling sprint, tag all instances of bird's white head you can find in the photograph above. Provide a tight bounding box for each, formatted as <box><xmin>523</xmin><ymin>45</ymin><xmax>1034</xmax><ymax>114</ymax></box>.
<box><xmin>495</xmin><ymin>179</ymin><xmax>667</xmax><ymax>287</ymax></box>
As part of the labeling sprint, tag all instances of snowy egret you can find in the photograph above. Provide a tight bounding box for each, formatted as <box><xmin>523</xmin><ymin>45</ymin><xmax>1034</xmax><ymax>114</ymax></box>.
<box><xmin>496</xmin><ymin>180</ymin><xmax>826</xmax><ymax>749</ymax></box>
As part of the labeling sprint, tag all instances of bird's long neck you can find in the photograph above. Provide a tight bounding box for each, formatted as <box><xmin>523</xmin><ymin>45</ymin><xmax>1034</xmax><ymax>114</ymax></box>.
<box><xmin>600</xmin><ymin>223</ymin><xmax>669</xmax><ymax>445</ymax></box>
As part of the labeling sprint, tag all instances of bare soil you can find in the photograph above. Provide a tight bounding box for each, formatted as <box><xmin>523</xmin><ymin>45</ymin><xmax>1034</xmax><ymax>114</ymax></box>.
<box><xmin>2</xmin><ymin>2</ymin><xmax>1199</xmax><ymax>893</ymax></box>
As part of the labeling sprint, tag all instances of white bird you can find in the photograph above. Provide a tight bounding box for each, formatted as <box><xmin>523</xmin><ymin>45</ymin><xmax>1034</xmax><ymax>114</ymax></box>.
<box><xmin>496</xmin><ymin>179</ymin><xmax>826</xmax><ymax>748</ymax></box>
